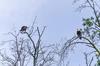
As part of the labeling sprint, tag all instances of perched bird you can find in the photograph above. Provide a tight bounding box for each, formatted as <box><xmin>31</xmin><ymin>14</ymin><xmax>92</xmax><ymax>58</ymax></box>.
<box><xmin>77</xmin><ymin>29</ymin><xmax>82</xmax><ymax>39</ymax></box>
<box><xmin>20</xmin><ymin>26</ymin><xmax>28</xmax><ymax>32</ymax></box>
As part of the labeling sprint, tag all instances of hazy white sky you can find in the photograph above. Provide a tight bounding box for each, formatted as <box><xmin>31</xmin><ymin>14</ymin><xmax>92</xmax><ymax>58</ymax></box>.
<box><xmin>0</xmin><ymin>0</ymin><xmax>46</xmax><ymax>40</ymax></box>
<box><xmin>0</xmin><ymin>0</ymin><xmax>93</xmax><ymax>66</ymax></box>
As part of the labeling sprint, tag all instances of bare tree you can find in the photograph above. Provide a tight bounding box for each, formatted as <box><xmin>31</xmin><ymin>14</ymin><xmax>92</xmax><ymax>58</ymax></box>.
<box><xmin>0</xmin><ymin>16</ymin><xmax>56</xmax><ymax>66</ymax></box>
<box><xmin>0</xmin><ymin>31</ymin><xmax>29</xmax><ymax>66</ymax></box>
<box><xmin>22</xmin><ymin>24</ymin><xmax>56</xmax><ymax>66</ymax></box>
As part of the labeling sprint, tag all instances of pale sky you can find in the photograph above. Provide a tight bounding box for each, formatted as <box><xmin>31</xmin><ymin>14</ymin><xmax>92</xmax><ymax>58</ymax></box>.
<box><xmin>0</xmin><ymin>0</ymin><xmax>93</xmax><ymax>66</ymax></box>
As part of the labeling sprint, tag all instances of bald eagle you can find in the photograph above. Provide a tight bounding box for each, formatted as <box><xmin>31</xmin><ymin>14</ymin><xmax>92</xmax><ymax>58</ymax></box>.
<box><xmin>77</xmin><ymin>29</ymin><xmax>82</xmax><ymax>39</ymax></box>
<box><xmin>20</xmin><ymin>26</ymin><xmax>28</xmax><ymax>32</ymax></box>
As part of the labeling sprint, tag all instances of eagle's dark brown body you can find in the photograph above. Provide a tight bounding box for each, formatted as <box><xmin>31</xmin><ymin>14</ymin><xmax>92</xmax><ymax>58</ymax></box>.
<box><xmin>20</xmin><ymin>26</ymin><xmax>28</xmax><ymax>32</ymax></box>
<box><xmin>77</xmin><ymin>30</ymin><xmax>82</xmax><ymax>39</ymax></box>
